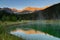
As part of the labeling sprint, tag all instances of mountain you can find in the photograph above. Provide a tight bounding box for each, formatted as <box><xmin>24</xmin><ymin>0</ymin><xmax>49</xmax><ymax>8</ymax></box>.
<box><xmin>23</xmin><ymin>7</ymin><xmax>44</xmax><ymax>11</ymax></box>
<box><xmin>30</xmin><ymin>3</ymin><xmax>60</xmax><ymax>20</ymax></box>
<box><xmin>0</xmin><ymin>3</ymin><xmax>60</xmax><ymax>21</ymax></box>
<box><xmin>11</xmin><ymin>8</ymin><xmax>17</xmax><ymax>12</ymax></box>
<box><xmin>10</xmin><ymin>6</ymin><xmax>48</xmax><ymax>13</ymax></box>
<box><xmin>17</xmin><ymin>7</ymin><xmax>47</xmax><ymax>15</ymax></box>
<box><xmin>22</xmin><ymin>6</ymin><xmax>48</xmax><ymax>12</ymax></box>
<box><xmin>42</xmin><ymin>3</ymin><xmax>60</xmax><ymax>19</ymax></box>
<box><xmin>0</xmin><ymin>8</ymin><xmax>13</xmax><ymax>13</ymax></box>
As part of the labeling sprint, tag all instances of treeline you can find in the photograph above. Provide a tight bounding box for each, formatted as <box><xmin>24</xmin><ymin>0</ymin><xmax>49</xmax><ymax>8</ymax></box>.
<box><xmin>0</xmin><ymin>9</ymin><xmax>18</xmax><ymax>21</ymax></box>
<box><xmin>0</xmin><ymin>8</ymin><xmax>38</xmax><ymax>21</ymax></box>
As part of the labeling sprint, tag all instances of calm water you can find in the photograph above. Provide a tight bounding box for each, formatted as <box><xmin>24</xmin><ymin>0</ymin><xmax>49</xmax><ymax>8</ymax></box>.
<box><xmin>7</xmin><ymin>20</ymin><xmax>60</xmax><ymax>40</ymax></box>
<box><xmin>10</xmin><ymin>29</ymin><xmax>60</xmax><ymax>40</ymax></box>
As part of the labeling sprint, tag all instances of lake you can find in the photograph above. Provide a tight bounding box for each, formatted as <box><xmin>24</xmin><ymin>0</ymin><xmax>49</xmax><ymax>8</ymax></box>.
<box><xmin>7</xmin><ymin>20</ymin><xmax>60</xmax><ymax>40</ymax></box>
<box><xmin>10</xmin><ymin>29</ymin><xmax>60</xmax><ymax>40</ymax></box>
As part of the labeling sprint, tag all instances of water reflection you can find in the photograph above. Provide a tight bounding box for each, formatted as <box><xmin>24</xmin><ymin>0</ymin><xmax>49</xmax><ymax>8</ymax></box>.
<box><xmin>10</xmin><ymin>29</ymin><xmax>60</xmax><ymax>40</ymax></box>
<box><xmin>11</xmin><ymin>29</ymin><xmax>45</xmax><ymax>34</ymax></box>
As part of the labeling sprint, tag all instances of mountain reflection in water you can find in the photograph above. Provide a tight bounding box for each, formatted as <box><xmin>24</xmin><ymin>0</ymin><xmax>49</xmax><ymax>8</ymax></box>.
<box><xmin>10</xmin><ymin>29</ymin><xmax>60</xmax><ymax>40</ymax></box>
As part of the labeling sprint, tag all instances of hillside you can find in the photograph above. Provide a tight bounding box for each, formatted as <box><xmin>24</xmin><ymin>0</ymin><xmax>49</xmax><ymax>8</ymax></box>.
<box><xmin>43</xmin><ymin>3</ymin><xmax>60</xmax><ymax>19</ymax></box>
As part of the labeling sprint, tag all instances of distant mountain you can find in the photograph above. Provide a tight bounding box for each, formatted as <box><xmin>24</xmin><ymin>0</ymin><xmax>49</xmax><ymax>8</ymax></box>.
<box><xmin>0</xmin><ymin>8</ymin><xmax>13</xmax><ymax>13</ymax></box>
<box><xmin>23</xmin><ymin>7</ymin><xmax>44</xmax><ymax>11</ymax></box>
<box><xmin>0</xmin><ymin>6</ymin><xmax>48</xmax><ymax>14</ymax></box>
<box><xmin>11</xmin><ymin>6</ymin><xmax>48</xmax><ymax>13</ymax></box>
<box><xmin>17</xmin><ymin>7</ymin><xmax>48</xmax><ymax>14</ymax></box>
<box><xmin>11</xmin><ymin>8</ymin><xmax>17</xmax><ymax>12</ymax></box>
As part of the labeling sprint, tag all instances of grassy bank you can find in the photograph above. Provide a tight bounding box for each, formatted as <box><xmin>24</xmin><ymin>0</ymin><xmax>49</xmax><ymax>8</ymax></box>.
<box><xmin>0</xmin><ymin>33</ymin><xmax>23</xmax><ymax>40</ymax></box>
<box><xmin>0</xmin><ymin>21</ymin><xmax>24</xmax><ymax>40</ymax></box>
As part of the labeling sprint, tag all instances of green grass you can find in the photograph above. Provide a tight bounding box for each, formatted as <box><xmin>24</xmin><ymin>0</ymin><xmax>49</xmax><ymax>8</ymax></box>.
<box><xmin>0</xmin><ymin>21</ymin><xmax>24</xmax><ymax>40</ymax></box>
<box><xmin>0</xmin><ymin>33</ymin><xmax>23</xmax><ymax>40</ymax></box>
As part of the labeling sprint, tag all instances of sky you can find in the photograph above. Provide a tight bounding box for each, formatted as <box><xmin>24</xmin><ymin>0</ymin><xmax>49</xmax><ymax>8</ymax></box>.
<box><xmin>0</xmin><ymin>0</ymin><xmax>60</xmax><ymax>9</ymax></box>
